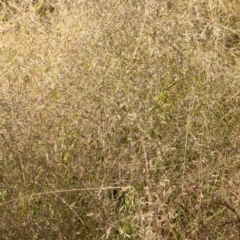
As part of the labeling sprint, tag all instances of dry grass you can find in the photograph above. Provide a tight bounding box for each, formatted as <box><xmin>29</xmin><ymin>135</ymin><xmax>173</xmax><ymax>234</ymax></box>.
<box><xmin>0</xmin><ymin>0</ymin><xmax>240</xmax><ymax>239</ymax></box>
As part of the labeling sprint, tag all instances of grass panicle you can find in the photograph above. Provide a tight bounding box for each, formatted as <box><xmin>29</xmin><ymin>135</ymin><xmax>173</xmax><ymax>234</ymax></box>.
<box><xmin>1</xmin><ymin>0</ymin><xmax>240</xmax><ymax>239</ymax></box>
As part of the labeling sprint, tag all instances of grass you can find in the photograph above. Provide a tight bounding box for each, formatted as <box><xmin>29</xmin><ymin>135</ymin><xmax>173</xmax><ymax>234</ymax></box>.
<box><xmin>0</xmin><ymin>0</ymin><xmax>240</xmax><ymax>239</ymax></box>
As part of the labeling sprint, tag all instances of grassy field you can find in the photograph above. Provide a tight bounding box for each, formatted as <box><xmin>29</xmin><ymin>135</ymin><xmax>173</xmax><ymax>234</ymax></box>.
<box><xmin>0</xmin><ymin>0</ymin><xmax>240</xmax><ymax>239</ymax></box>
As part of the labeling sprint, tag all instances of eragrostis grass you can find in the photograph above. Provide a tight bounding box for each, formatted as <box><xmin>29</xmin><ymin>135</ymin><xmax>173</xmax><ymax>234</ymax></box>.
<box><xmin>1</xmin><ymin>0</ymin><xmax>240</xmax><ymax>239</ymax></box>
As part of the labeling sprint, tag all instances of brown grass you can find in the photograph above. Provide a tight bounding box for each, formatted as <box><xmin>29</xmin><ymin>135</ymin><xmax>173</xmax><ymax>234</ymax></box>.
<box><xmin>1</xmin><ymin>0</ymin><xmax>240</xmax><ymax>239</ymax></box>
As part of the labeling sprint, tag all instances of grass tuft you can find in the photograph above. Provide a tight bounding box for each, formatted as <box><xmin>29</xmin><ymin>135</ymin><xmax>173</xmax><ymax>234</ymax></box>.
<box><xmin>1</xmin><ymin>0</ymin><xmax>240</xmax><ymax>239</ymax></box>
